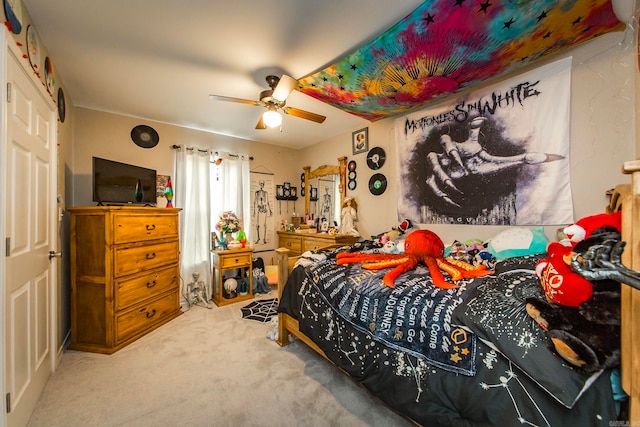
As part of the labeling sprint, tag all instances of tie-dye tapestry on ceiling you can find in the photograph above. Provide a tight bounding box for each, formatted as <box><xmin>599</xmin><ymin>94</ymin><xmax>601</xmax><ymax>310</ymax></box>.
<box><xmin>394</xmin><ymin>57</ymin><xmax>573</xmax><ymax>226</ymax></box>
<box><xmin>297</xmin><ymin>0</ymin><xmax>623</xmax><ymax>121</ymax></box>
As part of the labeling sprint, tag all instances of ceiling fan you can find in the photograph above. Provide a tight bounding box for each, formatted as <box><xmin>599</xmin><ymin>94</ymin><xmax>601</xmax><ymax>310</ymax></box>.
<box><xmin>208</xmin><ymin>75</ymin><xmax>326</xmax><ymax>129</ymax></box>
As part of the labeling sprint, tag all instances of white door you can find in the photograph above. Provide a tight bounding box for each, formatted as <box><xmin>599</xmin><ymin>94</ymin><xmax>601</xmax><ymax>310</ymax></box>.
<box><xmin>3</xmin><ymin>45</ymin><xmax>57</xmax><ymax>426</ymax></box>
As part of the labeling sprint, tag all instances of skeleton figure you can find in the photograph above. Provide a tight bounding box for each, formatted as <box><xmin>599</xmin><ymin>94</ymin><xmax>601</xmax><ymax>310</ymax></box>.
<box><xmin>188</xmin><ymin>272</ymin><xmax>212</xmax><ymax>309</ymax></box>
<box><xmin>253</xmin><ymin>180</ymin><xmax>272</xmax><ymax>244</ymax></box>
<box><xmin>425</xmin><ymin>117</ymin><xmax>563</xmax><ymax>208</ymax></box>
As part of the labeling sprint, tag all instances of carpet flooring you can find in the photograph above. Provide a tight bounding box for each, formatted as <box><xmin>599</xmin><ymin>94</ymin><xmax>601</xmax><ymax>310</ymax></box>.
<box><xmin>27</xmin><ymin>297</ymin><xmax>411</xmax><ymax>427</ymax></box>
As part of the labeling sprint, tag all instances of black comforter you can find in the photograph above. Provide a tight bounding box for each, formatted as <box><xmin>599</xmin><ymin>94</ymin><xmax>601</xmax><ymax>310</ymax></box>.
<box><xmin>278</xmin><ymin>252</ymin><xmax>618</xmax><ymax>426</ymax></box>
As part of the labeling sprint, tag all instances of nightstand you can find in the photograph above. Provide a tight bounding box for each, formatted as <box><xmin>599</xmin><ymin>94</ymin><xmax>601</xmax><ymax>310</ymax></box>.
<box><xmin>211</xmin><ymin>247</ymin><xmax>254</xmax><ymax>306</ymax></box>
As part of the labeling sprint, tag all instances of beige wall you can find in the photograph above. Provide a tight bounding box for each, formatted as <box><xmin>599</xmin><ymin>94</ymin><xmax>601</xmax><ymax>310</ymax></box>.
<box><xmin>71</xmin><ymin>107</ymin><xmax>303</xmax><ymax>263</ymax></box>
<box><xmin>298</xmin><ymin>30</ymin><xmax>636</xmax><ymax>245</ymax></box>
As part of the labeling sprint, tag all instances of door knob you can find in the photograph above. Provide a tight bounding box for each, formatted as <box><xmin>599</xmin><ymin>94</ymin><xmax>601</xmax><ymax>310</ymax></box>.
<box><xmin>48</xmin><ymin>251</ymin><xmax>62</xmax><ymax>260</ymax></box>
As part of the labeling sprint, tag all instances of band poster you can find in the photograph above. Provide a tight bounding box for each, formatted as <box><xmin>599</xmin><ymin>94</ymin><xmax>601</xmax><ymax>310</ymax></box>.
<box><xmin>394</xmin><ymin>57</ymin><xmax>573</xmax><ymax>226</ymax></box>
<box><xmin>249</xmin><ymin>171</ymin><xmax>275</xmax><ymax>252</ymax></box>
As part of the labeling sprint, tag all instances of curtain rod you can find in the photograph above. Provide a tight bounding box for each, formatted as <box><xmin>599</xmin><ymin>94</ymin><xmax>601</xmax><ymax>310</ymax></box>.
<box><xmin>170</xmin><ymin>144</ymin><xmax>253</xmax><ymax>161</ymax></box>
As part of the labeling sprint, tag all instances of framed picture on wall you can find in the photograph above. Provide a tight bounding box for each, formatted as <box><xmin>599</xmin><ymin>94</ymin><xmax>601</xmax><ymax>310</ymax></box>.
<box><xmin>352</xmin><ymin>127</ymin><xmax>368</xmax><ymax>155</ymax></box>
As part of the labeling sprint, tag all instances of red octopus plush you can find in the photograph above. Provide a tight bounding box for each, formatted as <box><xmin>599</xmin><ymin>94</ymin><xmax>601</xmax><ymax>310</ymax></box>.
<box><xmin>336</xmin><ymin>229</ymin><xmax>492</xmax><ymax>288</ymax></box>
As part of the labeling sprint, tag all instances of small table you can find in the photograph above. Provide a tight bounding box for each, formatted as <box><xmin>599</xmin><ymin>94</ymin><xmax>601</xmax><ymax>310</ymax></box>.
<box><xmin>211</xmin><ymin>247</ymin><xmax>254</xmax><ymax>306</ymax></box>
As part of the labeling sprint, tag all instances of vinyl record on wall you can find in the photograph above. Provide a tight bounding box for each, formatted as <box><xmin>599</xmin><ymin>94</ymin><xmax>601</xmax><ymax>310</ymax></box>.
<box><xmin>369</xmin><ymin>173</ymin><xmax>387</xmax><ymax>195</ymax></box>
<box><xmin>367</xmin><ymin>147</ymin><xmax>386</xmax><ymax>170</ymax></box>
<box><xmin>4</xmin><ymin>0</ymin><xmax>23</xmax><ymax>34</ymax></box>
<box><xmin>348</xmin><ymin>160</ymin><xmax>357</xmax><ymax>171</ymax></box>
<box><xmin>348</xmin><ymin>180</ymin><xmax>357</xmax><ymax>191</ymax></box>
<box><xmin>26</xmin><ymin>25</ymin><xmax>41</xmax><ymax>73</ymax></box>
<box><xmin>131</xmin><ymin>125</ymin><xmax>160</xmax><ymax>148</ymax></box>
<box><xmin>57</xmin><ymin>87</ymin><xmax>66</xmax><ymax>123</ymax></box>
<box><xmin>348</xmin><ymin>170</ymin><xmax>356</xmax><ymax>181</ymax></box>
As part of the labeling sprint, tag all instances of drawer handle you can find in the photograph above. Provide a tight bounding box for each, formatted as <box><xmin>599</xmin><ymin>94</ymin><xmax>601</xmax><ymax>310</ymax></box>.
<box><xmin>146</xmin><ymin>224</ymin><xmax>156</xmax><ymax>231</ymax></box>
<box><xmin>146</xmin><ymin>252</ymin><xmax>156</xmax><ymax>260</ymax></box>
<box><xmin>146</xmin><ymin>309</ymin><xmax>157</xmax><ymax>319</ymax></box>
<box><xmin>286</xmin><ymin>242</ymin><xmax>292</xmax><ymax>247</ymax></box>
<box><xmin>235</xmin><ymin>258</ymin><xmax>239</xmax><ymax>263</ymax></box>
<box><xmin>146</xmin><ymin>280</ymin><xmax>157</xmax><ymax>288</ymax></box>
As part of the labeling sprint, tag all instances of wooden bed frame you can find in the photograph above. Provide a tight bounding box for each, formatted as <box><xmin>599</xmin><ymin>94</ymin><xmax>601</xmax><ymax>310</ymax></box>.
<box><xmin>275</xmin><ymin>160</ymin><xmax>640</xmax><ymax>421</ymax></box>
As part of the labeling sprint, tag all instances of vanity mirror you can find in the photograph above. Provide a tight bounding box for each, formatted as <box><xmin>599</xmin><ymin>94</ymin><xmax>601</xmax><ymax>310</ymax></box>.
<box><xmin>303</xmin><ymin>157</ymin><xmax>347</xmax><ymax>228</ymax></box>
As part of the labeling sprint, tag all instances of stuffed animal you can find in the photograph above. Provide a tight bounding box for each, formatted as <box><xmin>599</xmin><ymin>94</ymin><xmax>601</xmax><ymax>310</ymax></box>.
<box><xmin>371</xmin><ymin>218</ymin><xmax>415</xmax><ymax>244</ymax></box>
<box><xmin>563</xmin><ymin>211</ymin><xmax>621</xmax><ymax>245</ymax></box>
<box><xmin>526</xmin><ymin>226</ymin><xmax>623</xmax><ymax>374</ymax></box>
<box><xmin>535</xmin><ymin>242</ymin><xmax>594</xmax><ymax>307</ymax></box>
<box><xmin>535</xmin><ymin>212</ymin><xmax>623</xmax><ymax>307</ymax></box>
<box><xmin>486</xmin><ymin>227</ymin><xmax>550</xmax><ymax>261</ymax></box>
<box><xmin>525</xmin><ymin>291</ymin><xmax>620</xmax><ymax>374</ymax></box>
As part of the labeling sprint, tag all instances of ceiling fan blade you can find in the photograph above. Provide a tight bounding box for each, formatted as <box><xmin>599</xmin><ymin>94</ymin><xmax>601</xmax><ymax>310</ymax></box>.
<box><xmin>271</xmin><ymin>75</ymin><xmax>298</xmax><ymax>103</ymax></box>
<box><xmin>255</xmin><ymin>116</ymin><xmax>267</xmax><ymax>130</ymax></box>
<box><xmin>282</xmin><ymin>107</ymin><xmax>326</xmax><ymax>123</ymax></box>
<box><xmin>208</xmin><ymin>94</ymin><xmax>261</xmax><ymax>106</ymax></box>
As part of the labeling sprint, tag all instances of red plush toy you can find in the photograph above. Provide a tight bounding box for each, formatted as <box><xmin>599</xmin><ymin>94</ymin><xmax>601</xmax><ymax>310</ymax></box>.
<box><xmin>535</xmin><ymin>242</ymin><xmax>593</xmax><ymax>307</ymax></box>
<box><xmin>535</xmin><ymin>211</ymin><xmax>622</xmax><ymax>307</ymax></box>
<box><xmin>563</xmin><ymin>211</ymin><xmax>621</xmax><ymax>245</ymax></box>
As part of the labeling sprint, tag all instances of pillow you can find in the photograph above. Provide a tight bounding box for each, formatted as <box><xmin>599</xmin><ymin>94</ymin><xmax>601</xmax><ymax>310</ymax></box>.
<box><xmin>452</xmin><ymin>254</ymin><xmax>602</xmax><ymax>409</ymax></box>
<box><xmin>486</xmin><ymin>227</ymin><xmax>549</xmax><ymax>260</ymax></box>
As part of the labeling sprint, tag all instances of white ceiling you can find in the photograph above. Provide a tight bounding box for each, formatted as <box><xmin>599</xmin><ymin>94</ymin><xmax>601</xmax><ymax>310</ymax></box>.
<box><xmin>21</xmin><ymin>0</ymin><xmax>425</xmax><ymax>149</ymax></box>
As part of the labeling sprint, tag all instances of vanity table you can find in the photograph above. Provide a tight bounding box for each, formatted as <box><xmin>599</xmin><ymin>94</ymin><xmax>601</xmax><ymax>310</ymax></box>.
<box><xmin>279</xmin><ymin>156</ymin><xmax>358</xmax><ymax>255</ymax></box>
<box><xmin>277</xmin><ymin>231</ymin><xmax>358</xmax><ymax>257</ymax></box>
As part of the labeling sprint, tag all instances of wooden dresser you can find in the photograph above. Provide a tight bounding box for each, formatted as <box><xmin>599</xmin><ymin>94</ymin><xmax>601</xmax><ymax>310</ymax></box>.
<box><xmin>277</xmin><ymin>231</ymin><xmax>358</xmax><ymax>257</ymax></box>
<box><xmin>69</xmin><ymin>206</ymin><xmax>182</xmax><ymax>354</ymax></box>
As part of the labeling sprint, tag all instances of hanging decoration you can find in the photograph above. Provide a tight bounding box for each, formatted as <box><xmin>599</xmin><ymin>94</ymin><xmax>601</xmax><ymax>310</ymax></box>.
<box><xmin>297</xmin><ymin>0</ymin><xmax>624</xmax><ymax>122</ymax></box>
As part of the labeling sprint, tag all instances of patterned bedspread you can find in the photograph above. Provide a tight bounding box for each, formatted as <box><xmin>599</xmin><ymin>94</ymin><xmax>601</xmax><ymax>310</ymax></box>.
<box><xmin>279</xmin><ymin>253</ymin><xmax>618</xmax><ymax>426</ymax></box>
<box><xmin>300</xmin><ymin>255</ymin><xmax>483</xmax><ymax>375</ymax></box>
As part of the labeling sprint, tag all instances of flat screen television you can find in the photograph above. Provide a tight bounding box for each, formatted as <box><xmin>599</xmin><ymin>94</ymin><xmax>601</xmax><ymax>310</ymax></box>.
<box><xmin>92</xmin><ymin>157</ymin><xmax>157</xmax><ymax>205</ymax></box>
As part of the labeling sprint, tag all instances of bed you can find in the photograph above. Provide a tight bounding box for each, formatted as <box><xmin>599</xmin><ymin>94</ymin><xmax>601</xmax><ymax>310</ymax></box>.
<box><xmin>274</xmin><ymin>159</ymin><xmax>640</xmax><ymax>426</ymax></box>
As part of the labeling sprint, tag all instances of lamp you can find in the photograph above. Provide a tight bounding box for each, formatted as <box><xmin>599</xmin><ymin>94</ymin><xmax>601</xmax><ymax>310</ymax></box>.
<box><xmin>263</xmin><ymin>106</ymin><xmax>282</xmax><ymax>128</ymax></box>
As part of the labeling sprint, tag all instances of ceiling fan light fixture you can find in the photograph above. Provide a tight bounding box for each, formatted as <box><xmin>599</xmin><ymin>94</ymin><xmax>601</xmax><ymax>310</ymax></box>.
<box><xmin>263</xmin><ymin>108</ymin><xmax>282</xmax><ymax>128</ymax></box>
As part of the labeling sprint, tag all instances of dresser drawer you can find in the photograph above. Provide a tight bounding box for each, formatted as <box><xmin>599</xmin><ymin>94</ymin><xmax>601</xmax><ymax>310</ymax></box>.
<box><xmin>279</xmin><ymin>235</ymin><xmax>301</xmax><ymax>253</ymax></box>
<box><xmin>116</xmin><ymin>293</ymin><xmax>178</xmax><ymax>343</ymax></box>
<box><xmin>220</xmin><ymin>252</ymin><xmax>252</xmax><ymax>269</ymax></box>
<box><xmin>116</xmin><ymin>264</ymin><xmax>179</xmax><ymax>310</ymax></box>
<box><xmin>114</xmin><ymin>240</ymin><xmax>179</xmax><ymax>277</ymax></box>
<box><xmin>303</xmin><ymin>238</ymin><xmax>332</xmax><ymax>252</ymax></box>
<box><xmin>113</xmin><ymin>214</ymin><xmax>178</xmax><ymax>244</ymax></box>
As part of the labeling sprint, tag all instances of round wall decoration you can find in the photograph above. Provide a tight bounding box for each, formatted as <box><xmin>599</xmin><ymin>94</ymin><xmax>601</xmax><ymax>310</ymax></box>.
<box><xmin>131</xmin><ymin>125</ymin><xmax>159</xmax><ymax>148</ymax></box>
<box><xmin>57</xmin><ymin>87</ymin><xmax>66</xmax><ymax>123</ymax></box>
<box><xmin>369</xmin><ymin>173</ymin><xmax>387</xmax><ymax>195</ymax></box>
<box><xmin>26</xmin><ymin>25</ymin><xmax>41</xmax><ymax>73</ymax></box>
<box><xmin>44</xmin><ymin>57</ymin><xmax>55</xmax><ymax>94</ymax></box>
<box><xmin>4</xmin><ymin>0</ymin><xmax>23</xmax><ymax>34</ymax></box>
<box><xmin>367</xmin><ymin>147</ymin><xmax>386</xmax><ymax>170</ymax></box>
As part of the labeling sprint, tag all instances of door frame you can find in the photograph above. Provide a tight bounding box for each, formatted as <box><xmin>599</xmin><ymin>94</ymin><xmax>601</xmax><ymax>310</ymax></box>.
<box><xmin>1</xmin><ymin>28</ymin><xmax>60</xmax><ymax>426</ymax></box>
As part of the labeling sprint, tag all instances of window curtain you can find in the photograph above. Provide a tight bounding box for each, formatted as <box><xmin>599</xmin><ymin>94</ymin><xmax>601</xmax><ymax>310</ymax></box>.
<box><xmin>211</xmin><ymin>156</ymin><xmax>252</xmax><ymax>242</ymax></box>
<box><xmin>174</xmin><ymin>147</ymin><xmax>212</xmax><ymax>302</ymax></box>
